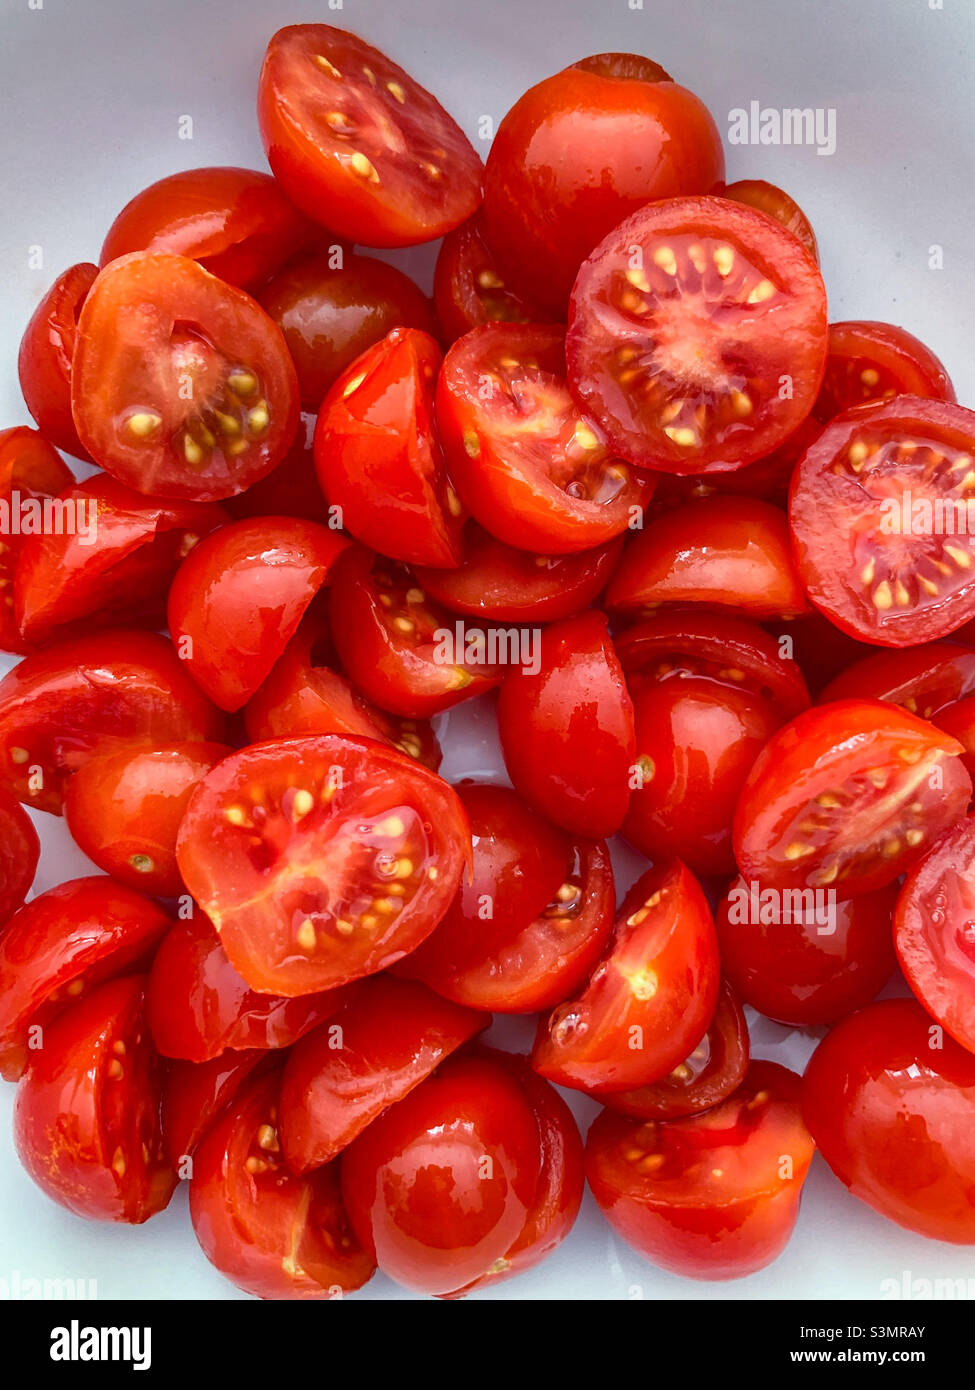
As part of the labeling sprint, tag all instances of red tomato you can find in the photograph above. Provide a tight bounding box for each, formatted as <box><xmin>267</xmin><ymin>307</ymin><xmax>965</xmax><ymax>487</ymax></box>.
<box><xmin>820</xmin><ymin>641</ymin><xmax>975</xmax><ymax>718</ymax></box>
<box><xmin>161</xmin><ymin>1049</ymin><xmax>268</xmax><ymax>1167</ymax></box>
<box><xmin>734</xmin><ymin>699</ymin><xmax>972</xmax><ymax>897</ymax></box>
<box><xmin>764</xmin><ymin>610</ymin><xmax>874</xmax><ymax>697</ymax></box>
<box><xmin>0</xmin><ymin>786</ymin><xmax>38</xmax><ymax>928</ymax></box>
<box><xmin>223</xmin><ymin>413</ymin><xmax>332</xmax><ymax>525</ymax></box>
<box><xmin>99</xmin><ymin>167</ymin><xmax>319</xmax><ymax>291</ymax></box>
<box><xmin>0</xmin><ymin>427</ymin><xmax>75</xmax><ymax>654</ymax></box>
<box><xmin>258</xmin><ymin>25</ymin><xmax>482</xmax><ymax>247</ymax></box>
<box><xmin>567</xmin><ymin>197</ymin><xmax>827</xmax><ymax>472</ymax></box>
<box><xmin>934</xmin><ymin>695</ymin><xmax>975</xmax><ymax>781</ymax></box>
<box><xmin>398</xmin><ymin>783</ymin><xmax>616</xmax><ymax>1012</ymax></box>
<box><xmin>63</xmin><ymin>741</ymin><xmax>231</xmax><ymax>897</ymax></box>
<box><xmin>721</xmin><ymin>179</ymin><xmax>819</xmax><ymax>261</ymax></box>
<box><xmin>71</xmin><ymin>252</ymin><xmax>300</xmax><ymax>501</ymax></box>
<box><xmin>483</xmin><ymin>54</ymin><xmax>724</xmax><ymax>315</ymax></box>
<box><xmin>340</xmin><ymin>1053</ymin><xmax>541</xmax><ymax>1295</ymax></box>
<box><xmin>167</xmin><ymin>516</ymin><xmax>348</xmax><ymax>712</ymax></box>
<box><xmin>0</xmin><ymin>629</ymin><xmax>226</xmax><ymax>814</ymax></box>
<box><xmin>176</xmin><ymin>733</ymin><xmax>471</xmax><ymax>996</ymax></box>
<box><xmin>498</xmin><ymin>610</ymin><xmax>635</xmax><ymax>837</ymax></box>
<box><xmin>653</xmin><ymin>414</ymin><xmax>822</xmax><ymax>509</ymax></box>
<box><xmin>532</xmin><ymin>861</ymin><xmax>720</xmax><ymax>1094</ymax></box>
<box><xmin>433</xmin><ymin>212</ymin><xmax>546</xmax><ymax>342</ymax></box>
<box><xmin>279</xmin><ymin>976</ymin><xmax>485</xmax><ymax>1172</ymax></box>
<box><xmin>716</xmin><ymin>875</ymin><xmax>898</xmax><ymax>1027</ymax></box>
<box><xmin>260</xmin><ymin>250</ymin><xmax>436</xmax><ymax>408</ymax></box>
<box><xmin>190</xmin><ymin>1068</ymin><xmax>375</xmax><ymax>1298</ymax></box>
<box><xmin>13</xmin><ymin>975</ymin><xmax>177</xmax><ymax>1223</ymax></box>
<box><xmin>586</xmin><ymin>1060</ymin><xmax>814</xmax><ymax>1279</ymax></box>
<box><xmin>314</xmin><ymin>328</ymin><xmax>463</xmax><ymax>567</ymax></box>
<box><xmin>0</xmin><ymin>876</ymin><xmax>169</xmax><ymax>1081</ymax></box>
<box><xmin>789</xmin><ymin>397</ymin><xmax>975</xmax><ymax>646</ymax></box>
<box><xmin>437</xmin><ymin>324</ymin><xmax>652</xmax><ymax>554</ymax></box>
<box><xmin>803</xmin><ymin>998</ymin><xmax>975</xmax><ymax>1243</ymax></box>
<box><xmin>14</xmin><ymin>473</ymin><xmax>225</xmax><ymax>644</ymax></box>
<box><xmin>814</xmin><ymin>321</ymin><xmax>955</xmax><ymax>422</ymax></box>
<box><xmin>17</xmin><ymin>263</ymin><xmax>98</xmax><ymax>458</ymax></box>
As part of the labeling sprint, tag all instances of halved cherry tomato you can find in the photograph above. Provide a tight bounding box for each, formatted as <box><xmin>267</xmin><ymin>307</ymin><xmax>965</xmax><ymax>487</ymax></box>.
<box><xmin>721</xmin><ymin>179</ymin><xmax>818</xmax><ymax>261</ymax></box>
<box><xmin>433</xmin><ymin>212</ymin><xmax>545</xmax><ymax>342</ymax></box>
<box><xmin>17</xmin><ymin>263</ymin><xmax>97</xmax><ymax>458</ymax></box>
<box><xmin>820</xmin><ymin>641</ymin><xmax>975</xmax><ymax>718</ymax></box>
<box><xmin>176</xmin><ymin>734</ymin><xmax>471</xmax><ymax>996</ymax></box>
<box><xmin>437</xmin><ymin>324</ymin><xmax>652</xmax><ymax>553</ymax></box>
<box><xmin>398</xmin><ymin>783</ymin><xmax>616</xmax><ymax>1011</ymax></box>
<box><xmin>803</xmin><ymin>998</ymin><xmax>975</xmax><ymax>1243</ymax></box>
<box><xmin>340</xmin><ymin>1053</ymin><xmax>540</xmax><ymax>1295</ymax></box>
<box><xmin>764</xmin><ymin>609</ymin><xmax>873</xmax><ymax>697</ymax></box>
<box><xmin>0</xmin><ymin>427</ymin><xmax>75</xmax><ymax>654</ymax></box>
<box><xmin>190</xmin><ymin>1068</ymin><xmax>375</xmax><ymax>1298</ymax></box>
<box><xmin>567</xmin><ymin>197</ymin><xmax>827</xmax><ymax>472</ymax></box>
<box><xmin>315</xmin><ymin>328</ymin><xmax>463</xmax><ymax>567</ymax></box>
<box><xmin>0</xmin><ymin>876</ymin><xmax>169</xmax><ymax>1081</ymax></box>
<box><xmin>71</xmin><ymin>252</ymin><xmax>300</xmax><ymax>500</ymax></box>
<box><xmin>258</xmin><ymin>25</ymin><xmax>482</xmax><ymax>247</ymax></box>
<box><xmin>0</xmin><ymin>785</ymin><xmax>39</xmax><ymax>928</ymax></box>
<box><xmin>652</xmin><ymin>414</ymin><xmax>821</xmax><ymax>509</ymax></box>
<box><xmin>532</xmin><ymin>860</ymin><xmax>720</xmax><ymax>1094</ymax></box>
<box><xmin>162</xmin><ymin>1049</ymin><xmax>268</xmax><ymax>1167</ymax></box>
<box><xmin>789</xmin><ymin>397</ymin><xmax>975</xmax><ymax>646</ymax></box>
<box><xmin>814</xmin><ymin>321</ymin><xmax>955</xmax><ymax>423</ymax></box>
<box><xmin>934</xmin><ymin>695</ymin><xmax>975</xmax><ymax>781</ymax></box>
<box><xmin>0</xmin><ymin>629</ymin><xmax>226</xmax><ymax>814</ymax></box>
<box><xmin>586</xmin><ymin>1060</ymin><xmax>813</xmax><ymax>1279</ymax></box>
<box><xmin>99</xmin><ymin>166</ymin><xmax>320</xmax><ymax>291</ymax></box>
<box><xmin>223</xmin><ymin>413</ymin><xmax>333</xmax><ymax>525</ymax></box>
<box><xmin>734</xmin><ymin>699</ymin><xmax>972</xmax><ymax>897</ymax></box>
<box><xmin>498</xmin><ymin>610</ymin><xmax>635</xmax><ymax>837</ymax></box>
<box><xmin>13</xmin><ymin>975</ymin><xmax>176</xmax><ymax>1223</ymax></box>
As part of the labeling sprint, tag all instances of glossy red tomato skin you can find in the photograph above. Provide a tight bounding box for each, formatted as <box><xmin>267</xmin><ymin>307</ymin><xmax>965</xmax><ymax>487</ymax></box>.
<box><xmin>279</xmin><ymin>976</ymin><xmax>486</xmax><ymax>1172</ymax></box>
<box><xmin>820</xmin><ymin>642</ymin><xmax>975</xmax><ymax>719</ymax></box>
<box><xmin>0</xmin><ymin>629</ymin><xmax>227</xmax><ymax>814</ymax></box>
<box><xmin>190</xmin><ymin>1069</ymin><xmax>376</xmax><ymax>1299</ymax></box>
<box><xmin>814</xmin><ymin>321</ymin><xmax>955</xmax><ymax>423</ymax></box>
<box><xmin>14</xmin><ymin>975</ymin><xmax>177</xmax><ymax>1223</ymax></box>
<box><xmin>99</xmin><ymin>167</ymin><xmax>319</xmax><ymax>291</ymax></box>
<box><xmin>532</xmin><ymin>860</ymin><xmax>721</xmax><ymax>1094</ymax></box>
<box><xmin>167</xmin><ymin>517</ymin><xmax>349</xmax><ymax>712</ymax></box>
<box><xmin>433</xmin><ymin>212</ymin><xmax>545</xmax><ymax>342</ymax></box>
<box><xmin>802</xmin><ymin>998</ymin><xmax>975</xmax><ymax>1243</ymax></box>
<box><xmin>315</xmin><ymin>328</ymin><xmax>463</xmax><ymax>567</ymax></box>
<box><xmin>0</xmin><ymin>786</ymin><xmax>39</xmax><ymax>928</ymax></box>
<box><xmin>935</xmin><ymin>695</ymin><xmax>975</xmax><ymax>781</ymax></box>
<box><xmin>340</xmin><ymin>1054</ymin><xmax>541</xmax><ymax>1295</ymax></box>
<box><xmin>161</xmin><ymin>1049</ymin><xmax>268</xmax><ymax>1167</ymax></box>
<box><xmin>18</xmin><ymin>263</ymin><xmax>98</xmax><ymax>458</ymax></box>
<box><xmin>483</xmin><ymin>57</ymin><xmax>724</xmax><ymax>316</ymax></box>
<box><xmin>720</xmin><ymin>179</ymin><xmax>819</xmax><ymax>260</ymax></box>
<box><xmin>0</xmin><ymin>876</ymin><xmax>170</xmax><ymax>1081</ymax></box>
<box><xmin>587</xmin><ymin>1060</ymin><xmax>814</xmax><ymax>1280</ymax></box>
<box><xmin>258</xmin><ymin>25</ymin><xmax>482</xmax><ymax>247</ymax></box>
<box><xmin>716</xmin><ymin>876</ymin><xmax>898</xmax><ymax>1027</ymax></box>
<box><xmin>498</xmin><ymin>610</ymin><xmax>635</xmax><ymax>837</ymax></box>
<box><xmin>0</xmin><ymin>428</ymin><xmax>76</xmax><ymax>654</ymax></box>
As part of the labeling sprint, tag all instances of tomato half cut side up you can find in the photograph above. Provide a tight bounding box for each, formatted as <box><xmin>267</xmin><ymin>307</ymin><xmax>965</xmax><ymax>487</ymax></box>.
<box><xmin>71</xmin><ymin>253</ymin><xmax>300</xmax><ymax>501</ymax></box>
<box><xmin>433</xmin><ymin>212</ymin><xmax>546</xmax><ymax>343</ymax></box>
<box><xmin>176</xmin><ymin>734</ymin><xmax>471</xmax><ymax>996</ymax></box>
<box><xmin>0</xmin><ymin>427</ymin><xmax>75</xmax><ymax>655</ymax></box>
<box><xmin>258</xmin><ymin>24</ymin><xmax>482</xmax><ymax>247</ymax></box>
<box><xmin>566</xmin><ymin>196</ymin><xmax>828</xmax><ymax>472</ymax></box>
<box><xmin>18</xmin><ymin>263</ymin><xmax>98</xmax><ymax>459</ymax></box>
<box><xmin>814</xmin><ymin>320</ymin><xmax>955</xmax><ymax>423</ymax></box>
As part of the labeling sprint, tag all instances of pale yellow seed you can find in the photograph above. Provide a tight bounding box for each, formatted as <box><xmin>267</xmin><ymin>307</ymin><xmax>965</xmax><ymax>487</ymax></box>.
<box><xmin>392</xmin><ymin>616</ymin><xmax>415</xmax><ymax>634</ymax></box>
<box><xmin>860</xmin><ymin>367</ymin><xmax>880</xmax><ymax>387</ymax></box>
<box><xmin>314</xmin><ymin>54</ymin><xmax>341</xmax><ymax>77</ymax></box>
<box><xmin>730</xmin><ymin>390</ymin><xmax>753</xmax><ymax>417</ymax></box>
<box><xmin>226</xmin><ymin>805</ymin><xmax>246</xmax><ymax>825</ymax></box>
<box><xmin>919</xmin><ymin>576</ymin><xmax>939</xmax><ymax>597</ymax></box>
<box><xmin>296</xmin><ymin>919</ymin><xmax>317</xmax><ymax>951</ymax></box>
<box><xmin>228</xmin><ymin>371</ymin><xmax>257</xmax><ymax>397</ymax></box>
<box><xmin>476</xmin><ymin>268</ymin><xmax>504</xmax><ymax>290</ymax></box>
<box><xmin>848</xmin><ymin>441</ymin><xmax>869</xmax><ymax>470</ymax></box>
<box><xmin>895</xmin><ymin>580</ymin><xmax>912</xmax><ymax>607</ymax></box>
<box><xmin>664</xmin><ymin>426</ymin><xmax>697</xmax><ymax>448</ymax></box>
<box><xmin>343</xmin><ymin>372</ymin><xmax>366</xmax><ymax>399</ymax></box>
<box><xmin>945</xmin><ymin>544</ymin><xmax>972</xmax><ymax>569</ymax></box>
<box><xmin>350</xmin><ymin>151</ymin><xmax>380</xmax><ymax>183</ymax></box>
<box><xmin>107</xmin><ymin>1059</ymin><xmax>124</xmax><ymax>1080</ymax></box>
<box><xmin>292</xmin><ymin>789</ymin><xmax>314</xmax><ymax>820</ymax></box>
<box><xmin>574</xmin><ymin>420</ymin><xmax>599</xmax><ymax>450</ymax></box>
<box><xmin>183</xmin><ymin>436</ymin><xmax>204</xmax><ymax>466</ymax></box>
<box><xmin>625</xmin><ymin>268</ymin><xmax>650</xmax><ymax>293</ymax></box>
<box><xmin>652</xmin><ymin>246</ymin><xmax>677</xmax><ymax>275</ymax></box>
<box><xmin>446</xmin><ymin>486</ymin><xmax>463</xmax><ymax>517</ymax></box>
<box><xmin>405</xmin><ymin>588</ymin><xmax>425</xmax><ymax>605</ymax></box>
<box><xmin>386</xmin><ymin>80</ymin><xmax>406</xmax><ymax>103</ymax></box>
<box><xmin>376</xmin><ymin>815</ymin><xmax>406</xmax><ymax>837</ymax></box>
<box><xmin>784</xmin><ymin>842</ymin><xmax>814</xmax><ymax>860</ymax></box>
<box><xmin>688</xmin><ymin>244</ymin><xmax>707</xmax><ymax>273</ymax></box>
<box><xmin>463</xmin><ymin>430</ymin><xmax>480</xmax><ymax>458</ymax></box>
<box><xmin>10</xmin><ymin>747</ymin><xmax>29</xmax><ymax>765</ymax></box>
<box><xmin>112</xmin><ymin>1149</ymin><xmax>126</xmax><ymax>1178</ymax></box>
<box><xmin>906</xmin><ymin>829</ymin><xmax>925</xmax><ymax>847</ymax></box>
<box><xmin>860</xmin><ymin>558</ymin><xmax>876</xmax><ymax>586</ymax></box>
<box><xmin>713</xmin><ymin>245</ymin><xmax>735</xmax><ymax>277</ymax></box>
<box><xmin>816</xmin><ymin>792</ymin><xmax>841</xmax><ymax>808</ymax></box>
<box><xmin>247</xmin><ymin>404</ymin><xmax>270</xmax><ymax>434</ymax></box>
<box><xmin>334</xmin><ymin>919</ymin><xmax>355</xmax><ymax>937</ymax></box>
<box><xmin>257</xmin><ymin>1124</ymin><xmax>279</xmax><ymax>1151</ymax></box>
<box><xmin>394</xmin><ymin>857</ymin><xmax>415</xmax><ymax>879</ymax></box>
<box><xmin>127</xmin><ymin>412</ymin><xmax>162</xmax><ymax>438</ymax></box>
<box><xmin>873</xmin><ymin>581</ymin><xmax>893</xmax><ymax>610</ymax></box>
<box><xmin>746</xmin><ymin>279</ymin><xmax>776</xmax><ymax>305</ymax></box>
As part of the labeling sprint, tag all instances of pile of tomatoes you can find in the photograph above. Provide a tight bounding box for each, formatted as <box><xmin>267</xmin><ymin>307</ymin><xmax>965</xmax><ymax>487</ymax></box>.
<box><xmin>2</xmin><ymin>22</ymin><xmax>975</xmax><ymax>1299</ymax></box>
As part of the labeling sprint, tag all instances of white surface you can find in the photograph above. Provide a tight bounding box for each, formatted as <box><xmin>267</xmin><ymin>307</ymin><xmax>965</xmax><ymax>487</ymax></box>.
<box><xmin>1</xmin><ymin>0</ymin><xmax>975</xmax><ymax>1301</ymax></box>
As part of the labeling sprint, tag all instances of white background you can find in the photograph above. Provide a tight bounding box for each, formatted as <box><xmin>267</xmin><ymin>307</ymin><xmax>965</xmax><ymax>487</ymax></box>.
<box><xmin>1</xmin><ymin>0</ymin><xmax>975</xmax><ymax>1301</ymax></box>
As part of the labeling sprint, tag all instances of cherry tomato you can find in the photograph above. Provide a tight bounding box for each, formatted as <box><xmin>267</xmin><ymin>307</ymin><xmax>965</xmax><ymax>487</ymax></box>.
<box><xmin>0</xmin><ymin>427</ymin><xmax>75</xmax><ymax>654</ymax></box>
<box><xmin>532</xmin><ymin>860</ymin><xmax>720</xmax><ymax>1094</ymax></box>
<box><xmin>0</xmin><ymin>785</ymin><xmax>39</xmax><ymax>928</ymax></box>
<box><xmin>223</xmin><ymin>413</ymin><xmax>332</xmax><ymax>525</ymax></box>
<box><xmin>176</xmin><ymin>733</ymin><xmax>471</xmax><ymax>996</ymax></box>
<box><xmin>764</xmin><ymin>610</ymin><xmax>874</xmax><ymax>697</ymax></box>
<box><xmin>567</xmin><ymin>197</ymin><xmax>827</xmax><ymax>472</ymax></box>
<box><xmin>437</xmin><ymin>324</ymin><xmax>652</xmax><ymax>553</ymax></box>
<box><xmin>17</xmin><ymin>263</ymin><xmax>98</xmax><ymax>459</ymax></box>
<box><xmin>934</xmin><ymin>695</ymin><xmax>975</xmax><ymax>781</ymax></box>
<box><xmin>820</xmin><ymin>641</ymin><xmax>975</xmax><ymax>718</ymax></box>
<box><xmin>721</xmin><ymin>179</ymin><xmax>819</xmax><ymax>261</ymax></box>
<box><xmin>789</xmin><ymin>397</ymin><xmax>975</xmax><ymax>646</ymax></box>
<box><xmin>803</xmin><ymin>998</ymin><xmax>975</xmax><ymax>1243</ymax></box>
<box><xmin>190</xmin><ymin>1068</ymin><xmax>375</xmax><ymax>1298</ymax></box>
<box><xmin>433</xmin><ymin>212</ymin><xmax>545</xmax><ymax>342</ymax></box>
<box><xmin>162</xmin><ymin>1049</ymin><xmax>268</xmax><ymax>1167</ymax></box>
<box><xmin>652</xmin><ymin>414</ymin><xmax>821</xmax><ymax>510</ymax></box>
<box><xmin>71</xmin><ymin>252</ymin><xmax>300</xmax><ymax>500</ymax></box>
<box><xmin>13</xmin><ymin>975</ymin><xmax>176</xmax><ymax>1223</ymax></box>
<box><xmin>814</xmin><ymin>321</ymin><xmax>955</xmax><ymax>423</ymax></box>
<box><xmin>734</xmin><ymin>699</ymin><xmax>972</xmax><ymax>897</ymax></box>
<box><xmin>314</xmin><ymin>328</ymin><xmax>463</xmax><ymax>567</ymax></box>
<box><xmin>0</xmin><ymin>876</ymin><xmax>169</xmax><ymax>1081</ymax></box>
<box><xmin>483</xmin><ymin>54</ymin><xmax>724</xmax><ymax>315</ymax></box>
<box><xmin>258</xmin><ymin>25</ymin><xmax>482</xmax><ymax>247</ymax></box>
<box><xmin>586</xmin><ymin>1060</ymin><xmax>813</xmax><ymax>1279</ymax></box>
<box><xmin>498</xmin><ymin>610</ymin><xmax>635</xmax><ymax>837</ymax></box>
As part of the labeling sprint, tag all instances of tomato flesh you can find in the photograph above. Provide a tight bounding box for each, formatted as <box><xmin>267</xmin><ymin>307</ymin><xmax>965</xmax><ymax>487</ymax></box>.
<box><xmin>0</xmin><ymin>786</ymin><xmax>39</xmax><ymax>927</ymax></box>
<box><xmin>161</xmin><ymin>1049</ymin><xmax>268</xmax><ymax>1168</ymax></box>
<box><xmin>433</xmin><ymin>212</ymin><xmax>545</xmax><ymax>342</ymax></box>
<box><xmin>814</xmin><ymin>320</ymin><xmax>955</xmax><ymax>422</ymax></box>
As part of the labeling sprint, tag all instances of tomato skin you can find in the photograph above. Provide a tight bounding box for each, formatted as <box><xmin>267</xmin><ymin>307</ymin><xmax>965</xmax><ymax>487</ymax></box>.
<box><xmin>223</xmin><ymin>414</ymin><xmax>332</xmax><ymax>525</ymax></box>
<box><xmin>433</xmin><ymin>212</ymin><xmax>545</xmax><ymax>342</ymax></box>
<box><xmin>0</xmin><ymin>786</ymin><xmax>39</xmax><ymax>928</ymax></box>
<box><xmin>14</xmin><ymin>975</ymin><xmax>177</xmax><ymax>1223</ymax></box>
<box><xmin>498</xmin><ymin>611</ymin><xmax>635</xmax><ymax>837</ymax></box>
<box><xmin>0</xmin><ymin>427</ymin><xmax>76</xmax><ymax>655</ymax></box>
<box><xmin>721</xmin><ymin>179</ymin><xmax>819</xmax><ymax>261</ymax></box>
<box><xmin>161</xmin><ymin>1049</ymin><xmax>268</xmax><ymax>1167</ymax></box>
<box><xmin>802</xmin><ymin>998</ymin><xmax>975</xmax><ymax>1243</ymax></box>
<box><xmin>814</xmin><ymin>320</ymin><xmax>955</xmax><ymax>423</ymax></box>
<box><xmin>586</xmin><ymin>1060</ymin><xmax>814</xmax><ymax>1280</ymax></box>
<box><xmin>934</xmin><ymin>695</ymin><xmax>975</xmax><ymax>781</ymax></box>
<box><xmin>17</xmin><ymin>262</ymin><xmax>98</xmax><ymax>458</ymax></box>
<box><xmin>820</xmin><ymin>642</ymin><xmax>975</xmax><ymax>719</ymax></box>
<box><xmin>764</xmin><ymin>610</ymin><xmax>874</xmax><ymax>698</ymax></box>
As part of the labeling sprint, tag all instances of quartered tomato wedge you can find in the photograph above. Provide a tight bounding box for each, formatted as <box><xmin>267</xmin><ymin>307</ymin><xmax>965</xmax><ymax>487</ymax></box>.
<box><xmin>162</xmin><ymin>1049</ymin><xmax>268</xmax><ymax>1167</ymax></box>
<box><xmin>258</xmin><ymin>24</ymin><xmax>482</xmax><ymax>247</ymax></box>
<box><xmin>567</xmin><ymin>197</ymin><xmax>828</xmax><ymax>472</ymax></box>
<box><xmin>734</xmin><ymin>699</ymin><xmax>972</xmax><ymax>897</ymax></box>
<box><xmin>820</xmin><ymin>641</ymin><xmax>975</xmax><ymax>718</ymax></box>
<box><xmin>532</xmin><ymin>861</ymin><xmax>720</xmax><ymax>1094</ymax></box>
<box><xmin>0</xmin><ymin>786</ymin><xmax>39</xmax><ymax>928</ymax></box>
<box><xmin>720</xmin><ymin>179</ymin><xmax>818</xmax><ymax>261</ymax></box>
<box><xmin>433</xmin><ymin>212</ymin><xmax>546</xmax><ymax>343</ymax></box>
<box><xmin>18</xmin><ymin>263</ymin><xmax>98</xmax><ymax>458</ymax></box>
<box><xmin>814</xmin><ymin>321</ymin><xmax>955</xmax><ymax>423</ymax></box>
<box><xmin>437</xmin><ymin>324</ymin><xmax>652</xmax><ymax>553</ymax></box>
<box><xmin>176</xmin><ymin>734</ymin><xmax>470</xmax><ymax>996</ymax></box>
<box><xmin>71</xmin><ymin>252</ymin><xmax>300</xmax><ymax>500</ymax></box>
<box><xmin>789</xmin><ymin>397</ymin><xmax>975</xmax><ymax>645</ymax></box>
<box><xmin>0</xmin><ymin>427</ymin><xmax>75</xmax><ymax>654</ymax></box>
